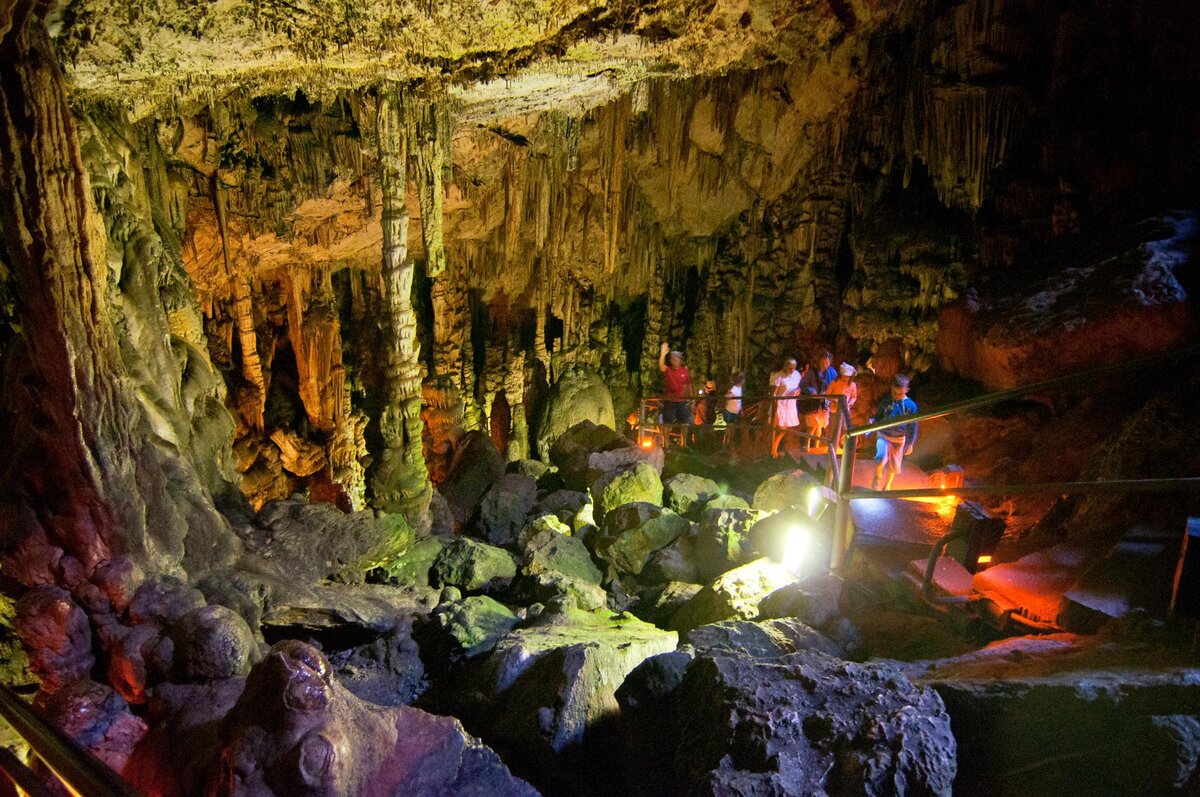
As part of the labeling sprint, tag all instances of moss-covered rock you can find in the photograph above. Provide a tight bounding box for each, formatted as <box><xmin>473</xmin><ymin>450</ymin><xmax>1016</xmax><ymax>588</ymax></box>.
<box><xmin>430</xmin><ymin>539</ymin><xmax>517</xmax><ymax>594</ymax></box>
<box><xmin>663</xmin><ymin>473</ymin><xmax>723</xmax><ymax>518</ymax></box>
<box><xmin>591</xmin><ymin>463</ymin><xmax>663</xmax><ymax>525</ymax></box>
<box><xmin>591</xmin><ymin>503</ymin><xmax>691</xmax><ymax>575</ymax></box>
<box><xmin>430</xmin><ymin>596</ymin><xmax>521</xmax><ymax>659</ymax></box>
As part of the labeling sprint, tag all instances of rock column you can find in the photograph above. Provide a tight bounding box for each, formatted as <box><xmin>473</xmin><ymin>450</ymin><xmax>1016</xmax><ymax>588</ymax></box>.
<box><xmin>369</xmin><ymin>86</ymin><xmax>431</xmax><ymax>532</ymax></box>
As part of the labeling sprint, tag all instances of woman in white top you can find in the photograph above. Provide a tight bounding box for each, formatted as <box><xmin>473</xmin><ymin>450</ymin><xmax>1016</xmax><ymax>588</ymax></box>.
<box><xmin>769</xmin><ymin>358</ymin><xmax>802</xmax><ymax>458</ymax></box>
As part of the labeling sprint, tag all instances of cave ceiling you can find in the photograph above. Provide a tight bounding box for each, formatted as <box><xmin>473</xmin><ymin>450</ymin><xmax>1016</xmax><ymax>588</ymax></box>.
<box><xmin>52</xmin><ymin>0</ymin><xmax>889</xmax><ymax>120</ymax></box>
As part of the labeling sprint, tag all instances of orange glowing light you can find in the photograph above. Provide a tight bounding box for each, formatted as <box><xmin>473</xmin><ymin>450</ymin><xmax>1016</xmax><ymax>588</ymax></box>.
<box><xmin>640</xmin><ymin>439</ymin><xmax>654</xmax><ymax>449</ymax></box>
<box><xmin>977</xmin><ymin>554</ymin><xmax>993</xmax><ymax>564</ymax></box>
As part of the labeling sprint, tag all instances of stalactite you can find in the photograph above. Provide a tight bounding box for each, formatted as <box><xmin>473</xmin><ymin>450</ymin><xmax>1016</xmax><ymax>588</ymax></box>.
<box><xmin>603</xmin><ymin>95</ymin><xmax>629</xmax><ymax>274</ymax></box>
<box><xmin>230</xmin><ymin>272</ymin><xmax>265</xmax><ymax>431</ymax></box>
<box><xmin>368</xmin><ymin>85</ymin><xmax>431</xmax><ymax>533</ymax></box>
<box><xmin>215</xmin><ymin>180</ymin><xmax>266</xmax><ymax>431</ymax></box>
<box><xmin>408</xmin><ymin>95</ymin><xmax>451</xmax><ymax>278</ymax></box>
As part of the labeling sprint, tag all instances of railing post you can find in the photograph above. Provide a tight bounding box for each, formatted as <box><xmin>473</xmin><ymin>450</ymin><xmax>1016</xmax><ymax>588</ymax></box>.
<box><xmin>831</xmin><ymin>428</ymin><xmax>857</xmax><ymax>571</ymax></box>
<box><xmin>638</xmin><ymin>399</ymin><xmax>647</xmax><ymax>447</ymax></box>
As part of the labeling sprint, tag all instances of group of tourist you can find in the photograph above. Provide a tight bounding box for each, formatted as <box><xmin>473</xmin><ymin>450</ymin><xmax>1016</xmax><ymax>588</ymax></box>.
<box><xmin>656</xmin><ymin>342</ymin><xmax>920</xmax><ymax>491</ymax></box>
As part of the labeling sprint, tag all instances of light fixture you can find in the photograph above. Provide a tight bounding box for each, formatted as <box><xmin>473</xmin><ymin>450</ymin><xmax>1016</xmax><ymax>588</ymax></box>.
<box><xmin>806</xmin><ymin>486</ymin><xmax>830</xmax><ymax>520</ymax></box>
<box><xmin>640</xmin><ymin>438</ymin><xmax>654</xmax><ymax>450</ymax></box>
<box><xmin>782</xmin><ymin>524</ymin><xmax>811</xmax><ymax>576</ymax></box>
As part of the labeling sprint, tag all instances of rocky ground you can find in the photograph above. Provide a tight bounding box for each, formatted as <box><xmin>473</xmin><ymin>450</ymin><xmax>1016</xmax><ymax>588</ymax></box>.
<box><xmin>9</xmin><ymin>416</ymin><xmax>1200</xmax><ymax>796</ymax></box>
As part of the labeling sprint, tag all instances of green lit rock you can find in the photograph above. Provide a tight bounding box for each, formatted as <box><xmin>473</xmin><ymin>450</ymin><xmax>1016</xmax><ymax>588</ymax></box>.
<box><xmin>669</xmin><ymin>558</ymin><xmax>796</xmax><ymax>632</ymax></box>
<box><xmin>663</xmin><ymin>473</ymin><xmax>723</xmax><ymax>518</ymax></box>
<box><xmin>430</xmin><ymin>539</ymin><xmax>517</xmax><ymax>594</ymax></box>
<box><xmin>694</xmin><ymin>507</ymin><xmax>771</xmax><ymax>582</ymax></box>
<box><xmin>431</xmin><ymin>596</ymin><xmax>521</xmax><ymax>659</ymax></box>
<box><xmin>451</xmin><ymin>607</ymin><xmax>678</xmax><ymax>768</ymax></box>
<box><xmin>384</xmin><ymin>537</ymin><xmax>448</xmax><ymax>587</ymax></box>
<box><xmin>703</xmin><ymin>493</ymin><xmax>751</xmax><ymax>512</ymax></box>
<box><xmin>521</xmin><ymin>526</ymin><xmax>607</xmax><ymax>610</ymax></box>
<box><xmin>516</xmin><ymin>513</ymin><xmax>573</xmax><ymax>550</ymax></box>
<box><xmin>523</xmin><ymin>528</ymin><xmax>602</xmax><ymax>586</ymax></box>
<box><xmin>591</xmin><ymin>463</ymin><xmax>663</xmax><ymax>526</ymax></box>
<box><xmin>591</xmin><ymin>503</ymin><xmax>690</xmax><ymax>575</ymax></box>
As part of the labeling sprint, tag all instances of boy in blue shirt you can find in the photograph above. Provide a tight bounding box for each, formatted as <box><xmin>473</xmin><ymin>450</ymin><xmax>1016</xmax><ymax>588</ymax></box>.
<box><xmin>871</xmin><ymin>374</ymin><xmax>919</xmax><ymax>491</ymax></box>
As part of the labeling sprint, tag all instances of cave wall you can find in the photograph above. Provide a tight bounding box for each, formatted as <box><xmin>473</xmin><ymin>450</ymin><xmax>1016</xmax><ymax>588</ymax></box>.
<box><xmin>0</xmin><ymin>4</ymin><xmax>245</xmax><ymax>594</ymax></box>
<box><xmin>10</xmin><ymin>0</ymin><xmax>1195</xmax><ymax>516</ymax></box>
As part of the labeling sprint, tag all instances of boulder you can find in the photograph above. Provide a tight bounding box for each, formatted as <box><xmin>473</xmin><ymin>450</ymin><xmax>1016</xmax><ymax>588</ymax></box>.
<box><xmin>446</xmin><ymin>608</ymin><xmax>677</xmax><ymax>775</ymax></box>
<box><xmin>634</xmin><ymin>582</ymin><xmax>702</xmax><ymax>627</ymax></box>
<box><xmin>441</xmin><ymin>431</ymin><xmax>506</xmax><ymax>526</ymax></box>
<box><xmin>663</xmin><ymin>473</ymin><xmax>723</xmax><ymax>518</ymax></box>
<box><xmin>214</xmin><ymin>640</ymin><xmax>538</xmax><ymax>796</ymax></box>
<box><xmin>752</xmin><ymin>469</ymin><xmax>814</xmax><ymax>512</ymax></box>
<box><xmin>672</xmin><ymin>649</ymin><xmax>956</xmax><ymax>796</ymax></box>
<box><xmin>535</xmin><ymin>490</ymin><xmax>590</xmax><ymax>525</ymax></box>
<box><xmin>698</xmin><ymin>493</ymin><xmax>749</xmax><ymax>512</ymax></box>
<box><xmin>683</xmin><ymin>617</ymin><xmax>841</xmax><ymax>659</ymax></box>
<box><xmin>669</xmin><ymin>558</ymin><xmax>795</xmax><ymax>632</ymax></box>
<box><xmin>247</xmin><ymin>499</ymin><xmax>414</xmax><ymax>584</ymax></box>
<box><xmin>584</xmin><ymin>446</ymin><xmax>665</xmax><ymax>487</ymax></box>
<box><xmin>591</xmin><ymin>503</ymin><xmax>690</xmax><ymax>576</ymax></box>
<box><xmin>537</xmin><ymin>367</ymin><xmax>618</xmax><ymax>462</ymax></box>
<box><xmin>547</xmin><ymin>420</ymin><xmax>628</xmax><ymax>490</ymax></box>
<box><xmin>591</xmin><ymin>463</ymin><xmax>663</xmax><ymax>526</ymax></box>
<box><xmin>757</xmin><ymin>571</ymin><xmax>844</xmax><ymax>628</ymax></box>
<box><xmin>520</xmin><ymin>527</ymin><xmax>606</xmax><ymax>611</ymax></box>
<box><xmin>645</xmin><ymin>533</ymin><xmax>703</xmax><ymax>585</ymax></box>
<box><xmin>168</xmin><ymin>605</ymin><xmax>257</xmax><ymax>682</ymax></box>
<box><xmin>426</xmin><ymin>596</ymin><xmax>521</xmax><ymax>660</ymax></box>
<box><xmin>521</xmin><ymin>527</ymin><xmax>603</xmax><ymax>587</ymax></box>
<box><xmin>694</xmin><ymin>507</ymin><xmax>771</xmax><ymax>582</ymax></box>
<box><xmin>516</xmin><ymin>513</ymin><xmax>573</xmax><ymax>550</ymax></box>
<box><xmin>384</xmin><ymin>536</ymin><xmax>447</xmax><ymax>589</ymax></box>
<box><xmin>430</xmin><ymin>539</ymin><xmax>517</xmax><ymax>594</ymax></box>
<box><xmin>914</xmin><ymin>635</ymin><xmax>1200</xmax><ymax>795</ymax></box>
<box><xmin>473</xmin><ymin>473</ymin><xmax>538</xmax><ymax>547</ymax></box>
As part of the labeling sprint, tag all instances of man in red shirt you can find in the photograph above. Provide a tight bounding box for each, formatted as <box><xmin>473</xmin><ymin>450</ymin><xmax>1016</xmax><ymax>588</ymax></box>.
<box><xmin>658</xmin><ymin>342</ymin><xmax>693</xmax><ymax>426</ymax></box>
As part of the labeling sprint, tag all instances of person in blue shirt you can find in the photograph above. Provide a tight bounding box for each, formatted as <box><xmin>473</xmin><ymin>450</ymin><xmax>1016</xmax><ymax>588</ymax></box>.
<box><xmin>800</xmin><ymin>351</ymin><xmax>837</xmax><ymax>452</ymax></box>
<box><xmin>871</xmin><ymin>374</ymin><xmax>919</xmax><ymax>490</ymax></box>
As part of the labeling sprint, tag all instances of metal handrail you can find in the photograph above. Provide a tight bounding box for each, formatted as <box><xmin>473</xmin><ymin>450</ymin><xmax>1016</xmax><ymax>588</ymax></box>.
<box><xmin>0</xmin><ymin>745</ymin><xmax>57</xmax><ymax>797</ymax></box>
<box><xmin>848</xmin><ymin>343</ymin><xmax>1200</xmax><ymax>439</ymax></box>
<box><xmin>832</xmin><ymin>342</ymin><xmax>1200</xmax><ymax>571</ymax></box>
<box><xmin>0</xmin><ymin>683</ymin><xmax>143</xmax><ymax>797</ymax></box>
<box><xmin>847</xmin><ymin>477</ymin><xmax>1200</xmax><ymax>500</ymax></box>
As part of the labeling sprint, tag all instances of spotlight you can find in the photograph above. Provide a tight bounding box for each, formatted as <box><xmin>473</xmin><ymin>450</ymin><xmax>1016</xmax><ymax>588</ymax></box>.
<box><xmin>782</xmin><ymin>524</ymin><xmax>811</xmax><ymax>576</ymax></box>
<box><xmin>640</xmin><ymin>439</ymin><xmax>655</xmax><ymax>450</ymax></box>
<box><xmin>806</xmin><ymin>487</ymin><xmax>828</xmax><ymax>520</ymax></box>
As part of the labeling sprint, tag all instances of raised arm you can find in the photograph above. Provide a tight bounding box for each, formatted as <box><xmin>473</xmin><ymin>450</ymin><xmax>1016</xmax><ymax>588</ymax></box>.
<box><xmin>658</xmin><ymin>342</ymin><xmax>669</xmax><ymax>372</ymax></box>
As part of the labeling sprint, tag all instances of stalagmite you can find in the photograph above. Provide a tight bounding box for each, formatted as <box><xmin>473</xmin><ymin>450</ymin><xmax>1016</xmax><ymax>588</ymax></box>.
<box><xmin>368</xmin><ymin>85</ymin><xmax>432</xmax><ymax>533</ymax></box>
<box><xmin>504</xmin><ymin>348</ymin><xmax>529</xmax><ymax>462</ymax></box>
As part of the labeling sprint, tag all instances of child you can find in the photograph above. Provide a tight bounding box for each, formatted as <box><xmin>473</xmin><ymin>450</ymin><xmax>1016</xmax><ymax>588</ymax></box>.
<box><xmin>723</xmin><ymin>371</ymin><xmax>745</xmax><ymax>425</ymax></box>
<box><xmin>827</xmin><ymin>363</ymin><xmax>858</xmax><ymax>451</ymax></box>
<box><xmin>800</xmin><ymin>351</ymin><xmax>837</xmax><ymax>452</ymax></box>
<box><xmin>871</xmin><ymin>374</ymin><xmax>919</xmax><ymax>491</ymax></box>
